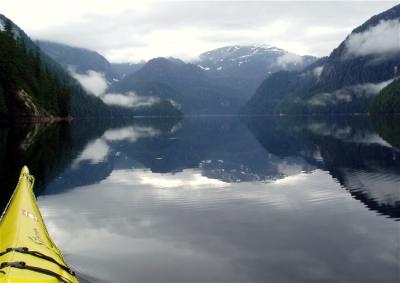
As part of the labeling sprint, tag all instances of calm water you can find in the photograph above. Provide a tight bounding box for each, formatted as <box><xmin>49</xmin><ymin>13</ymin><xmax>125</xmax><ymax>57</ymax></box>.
<box><xmin>0</xmin><ymin>116</ymin><xmax>399</xmax><ymax>282</ymax></box>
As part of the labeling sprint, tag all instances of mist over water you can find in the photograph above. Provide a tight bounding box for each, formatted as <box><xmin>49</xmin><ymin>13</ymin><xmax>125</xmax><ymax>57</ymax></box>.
<box><xmin>0</xmin><ymin>116</ymin><xmax>399</xmax><ymax>282</ymax></box>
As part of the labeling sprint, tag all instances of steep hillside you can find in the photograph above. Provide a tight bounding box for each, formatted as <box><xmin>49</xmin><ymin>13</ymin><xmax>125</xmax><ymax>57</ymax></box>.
<box><xmin>0</xmin><ymin>15</ymin><xmax>180</xmax><ymax>119</ymax></box>
<box><xmin>0</xmin><ymin>17</ymin><xmax>70</xmax><ymax>120</ymax></box>
<box><xmin>370</xmin><ymin>79</ymin><xmax>400</xmax><ymax>114</ymax></box>
<box><xmin>38</xmin><ymin>40</ymin><xmax>117</xmax><ymax>82</ymax></box>
<box><xmin>320</xmin><ymin>6</ymin><xmax>400</xmax><ymax>88</ymax></box>
<box><xmin>243</xmin><ymin>58</ymin><xmax>327</xmax><ymax>114</ymax></box>
<box><xmin>0</xmin><ymin>14</ymin><xmax>126</xmax><ymax>119</ymax></box>
<box><xmin>244</xmin><ymin>4</ymin><xmax>400</xmax><ymax>115</ymax></box>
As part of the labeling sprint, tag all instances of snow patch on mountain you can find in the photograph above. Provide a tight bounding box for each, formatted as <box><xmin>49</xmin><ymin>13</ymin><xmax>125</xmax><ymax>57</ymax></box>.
<box><xmin>197</xmin><ymin>65</ymin><xmax>210</xmax><ymax>71</ymax></box>
<box><xmin>197</xmin><ymin>45</ymin><xmax>316</xmax><ymax>76</ymax></box>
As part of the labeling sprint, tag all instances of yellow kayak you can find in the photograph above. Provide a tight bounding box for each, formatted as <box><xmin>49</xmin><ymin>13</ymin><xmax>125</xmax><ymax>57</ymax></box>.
<box><xmin>0</xmin><ymin>166</ymin><xmax>79</xmax><ymax>283</ymax></box>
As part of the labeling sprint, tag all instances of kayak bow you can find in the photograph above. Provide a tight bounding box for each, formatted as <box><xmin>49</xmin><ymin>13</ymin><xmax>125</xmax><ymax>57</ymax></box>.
<box><xmin>0</xmin><ymin>166</ymin><xmax>79</xmax><ymax>283</ymax></box>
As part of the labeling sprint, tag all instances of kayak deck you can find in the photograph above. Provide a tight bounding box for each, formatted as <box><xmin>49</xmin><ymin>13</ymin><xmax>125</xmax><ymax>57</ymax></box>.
<box><xmin>0</xmin><ymin>166</ymin><xmax>78</xmax><ymax>283</ymax></box>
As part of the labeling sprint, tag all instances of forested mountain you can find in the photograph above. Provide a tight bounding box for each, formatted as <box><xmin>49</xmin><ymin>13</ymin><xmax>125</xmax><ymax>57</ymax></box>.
<box><xmin>0</xmin><ymin>17</ymin><xmax>70</xmax><ymax>119</ymax></box>
<box><xmin>37</xmin><ymin>41</ymin><xmax>118</xmax><ymax>82</ymax></box>
<box><xmin>370</xmin><ymin>79</ymin><xmax>400</xmax><ymax>114</ymax></box>
<box><xmin>110</xmin><ymin>57</ymin><xmax>244</xmax><ymax>114</ymax></box>
<box><xmin>243</xmin><ymin>4</ymin><xmax>400</xmax><ymax>115</ymax></box>
<box><xmin>37</xmin><ymin>41</ymin><xmax>146</xmax><ymax>81</ymax></box>
<box><xmin>111</xmin><ymin>48</ymin><xmax>317</xmax><ymax>115</ymax></box>
<box><xmin>0</xmin><ymin>15</ymin><xmax>181</xmax><ymax>119</ymax></box>
<box><xmin>0</xmin><ymin>14</ymin><xmax>123</xmax><ymax>119</ymax></box>
<box><xmin>196</xmin><ymin>45</ymin><xmax>317</xmax><ymax>95</ymax></box>
<box><xmin>40</xmin><ymin>41</ymin><xmax>318</xmax><ymax>114</ymax></box>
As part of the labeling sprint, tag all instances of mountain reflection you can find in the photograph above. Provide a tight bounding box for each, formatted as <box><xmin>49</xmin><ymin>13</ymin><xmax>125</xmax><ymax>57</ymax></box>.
<box><xmin>1</xmin><ymin>116</ymin><xmax>397</xmax><ymax>282</ymax></box>
<box><xmin>32</xmin><ymin>115</ymin><xmax>400</xmax><ymax>221</ymax></box>
<box><xmin>0</xmin><ymin>116</ymin><xmax>398</xmax><ymax>222</ymax></box>
<box><xmin>244</xmin><ymin>116</ymin><xmax>400</xmax><ymax>220</ymax></box>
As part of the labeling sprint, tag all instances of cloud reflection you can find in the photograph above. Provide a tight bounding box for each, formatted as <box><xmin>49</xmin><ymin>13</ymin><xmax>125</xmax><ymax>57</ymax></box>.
<box><xmin>109</xmin><ymin>169</ymin><xmax>230</xmax><ymax>189</ymax></box>
<box><xmin>72</xmin><ymin>125</ymin><xmax>162</xmax><ymax>167</ymax></box>
<box><xmin>73</xmin><ymin>139</ymin><xmax>110</xmax><ymax>166</ymax></box>
<box><xmin>38</xmin><ymin>167</ymin><xmax>399</xmax><ymax>282</ymax></box>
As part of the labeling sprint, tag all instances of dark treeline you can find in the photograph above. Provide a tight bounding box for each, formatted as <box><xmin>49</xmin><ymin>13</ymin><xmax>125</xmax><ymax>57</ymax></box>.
<box><xmin>370</xmin><ymin>79</ymin><xmax>400</xmax><ymax>114</ymax></box>
<box><xmin>0</xmin><ymin>19</ymin><xmax>70</xmax><ymax>119</ymax></box>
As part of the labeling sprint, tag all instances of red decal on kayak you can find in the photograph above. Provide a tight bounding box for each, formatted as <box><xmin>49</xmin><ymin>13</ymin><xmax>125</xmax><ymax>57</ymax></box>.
<box><xmin>22</xmin><ymin>209</ymin><xmax>38</xmax><ymax>222</ymax></box>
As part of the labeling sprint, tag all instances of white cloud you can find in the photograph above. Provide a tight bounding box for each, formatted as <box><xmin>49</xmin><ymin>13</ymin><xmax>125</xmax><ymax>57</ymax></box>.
<box><xmin>276</xmin><ymin>53</ymin><xmax>304</xmax><ymax>68</ymax></box>
<box><xmin>103</xmin><ymin>92</ymin><xmax>160</xmax><ymax>108</ymax></box>
<box><xmin>0</xmin><ymin>19</ymin><xmax>5</xmax><ymax>31</ymax></box>
<box><xmin>309</xmin><ymin>79</ymin><xmax>395</xmax><ymax>106</ymax></box>
<box><xmin>68</xmin><ymin>68</ymin><xmax>108</xmax><ymax>96</ymax></box>
<box><xmin>69</xmin><ymin>68</ymin><xmax>161</xmax><ymax>108</ymax></box>
<box><xmin>305</xmin><ymin>26</ymin><xmax>351</xmax><ymax>37</ymax></box>
<box><xmin>345</xmin><ymin>19</ymin><xmax>400</xmax><ymax>57</ymax></box>
<box><xmin>2</xmin><ymin>1</ymin><xmax>397</xmax><ymax>61</ymax></box>
<box><xmin>313</xmin><ymin>66</ymin><xmax>324</xmax><ymax>78</ymax></box>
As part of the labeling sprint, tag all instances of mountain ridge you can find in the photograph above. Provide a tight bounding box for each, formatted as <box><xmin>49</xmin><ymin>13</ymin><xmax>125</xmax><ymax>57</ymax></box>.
<box><xmin>243</xmin><ymin>4</ymin><xmax>400</xmax><ymax>115</ymax></box>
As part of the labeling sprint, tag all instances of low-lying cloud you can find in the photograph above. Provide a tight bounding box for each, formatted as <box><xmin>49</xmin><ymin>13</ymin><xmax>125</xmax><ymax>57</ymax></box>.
<box><xmin>0</xmin><ymin>19</ymin><xmax>5</xmax><ymax>31</ymax></box>
<box><xmin>68</xmin><ymin>68</ymin><xmax>108</xmax><ymax>96</ymax></box>
<box><xmin>276</xmin><ymin>53</ymin><xmax>304</xmax><ymax>69</ymax></box>
<box><xmin>313</xmin><ymin>66</ymin><xmax>324</xmax><ymax>78</ymax></box>
<box><xmin>345</xmin><ymin>19</ymin><xmax>400</xmax><ymax>58</ymax></box>
<box><xmin>309</xmin><ymin>79</ymin><xmax>394</xmax><ymax>106</ymax></box>
<box><xmin>69</xmin><ymin>68</ymin><xmax>161</xmax><ymax>108</ymax></box>
<box><xmin>103</xmin><ymin>92</ymin><xmax>160</xmax><ymax>108</ymax></box>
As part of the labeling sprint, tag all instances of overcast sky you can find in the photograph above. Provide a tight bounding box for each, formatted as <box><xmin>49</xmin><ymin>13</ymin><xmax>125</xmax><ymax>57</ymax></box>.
<box><xmin>1</xmin><ymin>1</ymin><xmax>398</xmax><ymax>62</ymax></box>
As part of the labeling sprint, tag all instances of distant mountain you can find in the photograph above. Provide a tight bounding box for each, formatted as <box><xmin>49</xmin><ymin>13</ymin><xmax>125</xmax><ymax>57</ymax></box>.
<box><xmin>0</xmin><ymin>15</ymin><xmax>138</xmax><ymax>118</ymax></box>
<box><xmin>110</xmin><ymin>57</ymin><xmax>243</xmax><ymax>114</ymax></box>
<box><xmin>37</xmin><ymin>40</ymin><xmax>117</xmax><ymax>82</ymax></box>
<box><xmin>0</xmin><ymin>15</ymin><xmax>179</xmax><ymax>119</ymax></box>
<box><xmin>243</xmin><ymin>4</ymin><xmax>400</xmax><ymax>115</ymax></box>
<box><xmin>196</xmin><ymin>45</ymin><xmax>317</xmax><ymax>95</ymax></box>
<box><xmin>110</xmin><ymin>62</ymin><xmax>145</xmax><ymax>80</ymax></box>
<box><xmin>110</xmin><ymin>46</ymin><xmax>318</xmax><ymax>114</ymax></box>
<box><xmin>36</xmin><ymin>41</ymin><xmax>182</xmax><ymax>117</ymax></box>
<box><xmin>35</xmin><ymin>41</ymin><xmax>318</xmax><ymax>114</ymax></box>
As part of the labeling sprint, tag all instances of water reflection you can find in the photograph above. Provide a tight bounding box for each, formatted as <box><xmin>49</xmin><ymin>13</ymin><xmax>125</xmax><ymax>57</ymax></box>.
<box><xmin>0</xmin><ymin>116</ymin><xmax>399</xmax><ymax>282</ymax></box>
<box><xmin>244</xmin><ymin>116</ymin><xmax>400</xmax><ymax>220</ymax></box>
<box><xmin>40</xmin><ymin>168</ymin><xmax>397</xmax><ymax>283</ymax></box>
